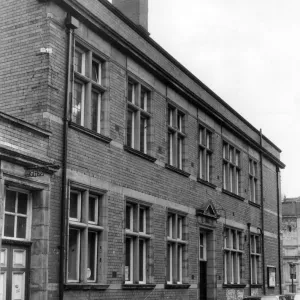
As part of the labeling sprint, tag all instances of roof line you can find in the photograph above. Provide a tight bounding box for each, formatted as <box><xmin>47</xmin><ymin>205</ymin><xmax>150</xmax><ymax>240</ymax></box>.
<box><xmin>98</xmin><ymin>0</ymin><xmax>281</xmax><ymax>152</ymax></box>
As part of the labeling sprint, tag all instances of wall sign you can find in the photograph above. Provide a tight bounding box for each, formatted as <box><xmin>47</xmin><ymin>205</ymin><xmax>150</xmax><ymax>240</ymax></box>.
<box><xmin>267</xmin><ymin>266</ymin><xmax>276</xmax><ymax>287</ymax></box>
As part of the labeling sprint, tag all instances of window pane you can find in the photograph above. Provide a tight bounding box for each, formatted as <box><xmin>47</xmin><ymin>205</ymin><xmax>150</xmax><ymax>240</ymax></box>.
<box><xmin>127</xmin><ymin>110</ymin><xmax>133</xmax><ymax>147</ymax></box>
<box><xmin>87</xmin><ymin>231</ymin><xmax>97</xmax><ymax>281</ymax></box>
<box><xmin>229</xmin><ymin>147</ymin><xmax>233</xmax><ymax>162</ymax></box>
<box><xmin>139</xmin><ymin>208</ymin><xmax>145</xmax><ymax>233</ymax></box>
<box><xmin>168</xmin><ymin>107</ymin><xmax>173</xmax><ymax>126</ymax></box>
<box><xmin>125</xmin><ymin>238</ymin><xmax>132</xmax><ymax>281</ymax></box>
<box><xmin>92</xmin><ymin>60</ymin><xmax>100</xmax><ymax>83</ymax></box>
<box><xmin>70</xmin><ymin>192</ymin><xmax>79</xmax><ymax>220</ymax></box>
<box><xmin>199</xmin><ymin>127</ymin><xmax>204</xmax><ymax>145</ymax></box>
<box><xmin>206</xmin><ymin>154</ymin><xmax>211</xmax><ymax>181</ymax></box>
<box><xmin>167</xmin><ymin>244</ymin><xmax>172</xmax><ymax>282</ymax></box>
<box><xmin>74</xmin><ymin>50</ymin><xmax>83</xmax><ymax>73</ymax></box>
<box><xmin>206</xmin><ymin>132</ymin><xmax>211</xmax><ymax>149</ymax></box>
<box><xmin>177</xmin><ymin>217</ymin><xmax>182</xmax><ymax>239</ymax></box>
<box><xmin>4</xmin><ymin>215</ymin><xmax>14</xmax><ymax>237</ymax></box>
<box><xmin>199</xmin><ymin>148</ymin><xmax>204</xmax><ymax>179</ymax></box>
<box><xmin>126</xmin><ymin>205</ymin><xmax>132</xmax><ymax>230</ymax></box>
<box><xmin>128</xmin><ymin>82</ymin><xmax>134</xmax><ymax>103</ymax></box>
<box><xmin>140</xmin><ymin>116</ymin><xmax>147</xmax><ymax>153</ymax></box>
<box><xmin>91</xmin><ymin>92</ymin><xmax>100</xmax><ymax>132</ymax></box>
<box><xmin>5</xmin><ymin>190</ymin><xmax>16</xmax><ymax>212</ymax></box>
<box><xmin>68</xmin><ymin>229</ymin><xmax>79</xmax><ymax>281</ymax></box>
<box><xmin>168</xmin><ymin>132</ymin><xmax>173</xmax><ymax>165</ymax></box>
<box><xmin>139</xmin><ymin>239</ymin><xmax>145</xmax><ymax>282</ymax></box>
<box><xmin>177</xmin><ymin>114</ymin><xmax>181</xmax><ymax>131</ymax></box>
<box><xmin>17</xmin><ymin>193</ymin><xmax>28</xmax><ymax>214</ymax></box>
<box><xmin>88</xmin><ymin>196</ymin><xmax>97</xmax><ymax>223</ymax></box>
<box><xmin>177</xmin><ymin>137</ymin><xmax>183</xmax><ymax>169</ymax></box>
<box><xmin>73</xmin><ymin>83</ymin><xmax>83</xmax><ymax>125</ymax></box>
<box><xmin>140</xmin><ymin>88</ymin><xmax>147</xmax><ymax>111</ymax></box>
<box><xmin>177</xmin><ymin>245</ymin><xmax>182</xmax><ymax>282</ymax></box>
<box><xmin>16</xmin><ymin>217</ymin><xmax>26</xmax><ymax>239</ymax></box>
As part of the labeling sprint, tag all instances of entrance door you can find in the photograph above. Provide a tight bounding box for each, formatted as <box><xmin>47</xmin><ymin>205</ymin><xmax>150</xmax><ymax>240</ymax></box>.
<box><xmin>199</xmin><ymin>232</ymin><xmax>207</xmax><ymax>300</ymax></box>
<box><xmin>0</xmin><ymin>244</ymin><xmax>29</xmax><ymax>300</ymax></box>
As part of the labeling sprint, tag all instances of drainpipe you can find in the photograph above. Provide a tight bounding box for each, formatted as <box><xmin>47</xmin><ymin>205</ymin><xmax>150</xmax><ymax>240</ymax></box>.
<box><xmin>247</xmin><ymin>223</ymin><xmax>252</xmax><ymax>296</ymax></box>
<box><xmin>60</xmin><ymin>16</ymin><xmax>78</xmax><ymax>300</ymax></box>
<box><xmin>260</xmin><ymin>129</ymin><xmax>266</xmax><ymax>295</ymax></box>
<box><xmin>276</xmin><ymin>166</ymin><xmax>282</xmax><ymax>294</ymax></box>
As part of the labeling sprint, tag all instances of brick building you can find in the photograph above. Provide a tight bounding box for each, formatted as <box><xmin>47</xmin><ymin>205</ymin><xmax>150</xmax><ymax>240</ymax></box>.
<box><xmin>282</xmin><ymin>197</ymin><xmax>300</xmax><ymax>294</ymax></box>
<box><xmin>0</xmin><ymin>0</ymin><xmax>285</xmax><ymax>300</ymax></box>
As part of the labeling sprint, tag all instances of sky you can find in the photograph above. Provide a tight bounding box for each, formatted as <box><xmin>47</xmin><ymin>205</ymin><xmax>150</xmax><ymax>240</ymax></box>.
<box><xmin>146</xmin><ymin>0</ymin><xmax>300</xmax><ymax>198</ymax></box>
<box><xmin>108</xmin><ymin>0</ymin><xmax>300</xmax><ymax>198</ymax></box>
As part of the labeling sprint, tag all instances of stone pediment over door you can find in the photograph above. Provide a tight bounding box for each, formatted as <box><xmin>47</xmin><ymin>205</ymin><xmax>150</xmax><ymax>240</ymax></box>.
<box><xmin>196</xmin><ymin>200</ymin><xmax>219</xmax><ymax>227</ymax></box>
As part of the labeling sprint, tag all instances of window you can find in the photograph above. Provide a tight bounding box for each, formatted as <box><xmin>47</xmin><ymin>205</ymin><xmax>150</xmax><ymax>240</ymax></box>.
<box><xmin>249</xmin><ymin>159</ymin><xmax>258</xmax><ymax>203</ymax></box>
<box><xmin>72</xmin><ymin>43</ymin><xmax>108</xmax><ymax>135</ymax></box>
<box><xmin>167</xmin><ymin>105</ymin><xmax>185</xmax><ymax>170</ymax></box>
<box><xmin>250</xmin><ymin>234</ymin><xmax>261</xmax><ymax>284</ymax></box>
<box><xmin>223</xmin><ymin>142</ymin><xmax>241</xmax><ymax>195</ymax></box>
<box><xmin>223</xmin><ymin>228</ymin><xmax>243</xmax><ymax>284</ymax></box>
<box><xmin>199</xmin><ymin>126</ymin><xmax>212</xmax><ymax>182</ymax></box>
<box><xmin>126</xmin><ymin>79</ymin><xmax>151</xmax><ymax>154</ymax></box>
<box><xmin>125</xmin><ymin>202</ymin><xmax>151</xmax><ymax>284</ymax></box>
<box><xmin>167</xmin><ymin>212</ymin><xmax>187</xmax><ymax>284</ymax></box>
<box><xmin>3</xmin><ymin>189</ymin><xmax>31</xmax><ymax>240</ymax></box>
<box><xmin>67</xmin><ymin>189</ymin><xmax>105</xmax><ymax>283</ymax></box>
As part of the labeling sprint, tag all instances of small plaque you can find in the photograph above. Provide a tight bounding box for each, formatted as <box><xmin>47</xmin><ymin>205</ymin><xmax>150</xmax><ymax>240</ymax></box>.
<box><xmin>25</xmin><ymin>169</ymin><xmax>44</xmax><ymax>177</ymax></box>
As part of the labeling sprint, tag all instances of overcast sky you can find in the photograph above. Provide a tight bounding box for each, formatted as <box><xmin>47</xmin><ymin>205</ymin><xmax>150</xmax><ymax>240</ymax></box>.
<box><xmin>108</xmin><ymin>0</ymin><xmax>300</xmax><ymax>198</ymax></box>
<box><xmin>146</xmin><ymin>0</ymin><xmax>300</xmax><ymax>198</ymax></box>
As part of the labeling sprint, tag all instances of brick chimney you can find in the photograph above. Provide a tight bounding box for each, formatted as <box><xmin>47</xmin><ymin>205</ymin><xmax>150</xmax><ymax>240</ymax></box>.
<box><xmin>112</xmin><ymin>0</ymin><xmax>148</xmax><ymax>32</ymax></box>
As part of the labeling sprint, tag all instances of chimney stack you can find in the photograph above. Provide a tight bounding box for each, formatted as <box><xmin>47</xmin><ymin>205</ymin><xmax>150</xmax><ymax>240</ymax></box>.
<box><xmin>112</xmin><ymin>0</ymin><xmax>148</xmax><ymax>32</ymax></box>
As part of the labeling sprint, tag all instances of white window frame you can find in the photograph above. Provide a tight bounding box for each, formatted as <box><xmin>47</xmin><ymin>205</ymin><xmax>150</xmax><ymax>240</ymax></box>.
<box><xmin>249</xmin><ymin>159</ymin><xmax>258</xmax><ymax>203</ymax></box>
<box><xmin>125</xmin><ymin>201</ymin><xmax>151</xmax><ymax>285</ymax></box>
<box><xmin>223</xmin><ymin>143</ymin><xmax>241</xmax><ymax>195</ymax></box>
<box><xmin>199</xmin><ymin>126</ymin><xmax>213</xmax><ymax>182</ymax></box>
<box><xmin>73</xmin><ymin>43</ymin><xmax>106</xmax><ymax>134</ymax></box>
<box><xmin>250</xmin><ymin>234</ymin><xmax>261</xmax><ymax>284</ymax></box>
<box><xmin>67</xmin><ymin>188</ymin><xmax>103</xmax><ymax>283</ymax></box>
<box><xmin>3</xmin><ymin>188</ymin><xmax>32</xmax><ymax>241</ymax></box>
<box><xmin>69</xmin><ymin>190</ymin><xmax>81</xmax><ymax>222</ymax></box>
<box><xmin>223</xmin><ymin>227</ymin><xmax>243</xmax><ymax>285</ymax></box>
<box><xmin>167</xmin><ymin>105</ymin><xmax>185</xmax><ymax>170</ymax></box>
<box><xmin>166</xmin><ymin>212</ymin><xmax>187</xmax><ymax>285</ymax></box>
<box><xmin>126</xmin><ymin>78</ymin><xmax>151</xmax><ymax>154</ymax></box>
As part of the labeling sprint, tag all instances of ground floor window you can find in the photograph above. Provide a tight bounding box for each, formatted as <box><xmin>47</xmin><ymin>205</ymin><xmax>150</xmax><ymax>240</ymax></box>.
<box><xmin>125</xmin><ymin>201</ymin><xmax>151</xmax><ymax>284</ymax></box>
<box><xmin>67</xmin><ymin>187</ymin><xmax>106</xmax><ymax>283</ymax></box>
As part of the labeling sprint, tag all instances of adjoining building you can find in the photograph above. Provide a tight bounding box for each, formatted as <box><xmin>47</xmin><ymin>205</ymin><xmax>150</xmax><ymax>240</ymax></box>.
<box><xmin>0</xmin><ymin>0</ymin><xmax>285</xmax><ymax>300</ymax></box>
<box><xmin>282</xmin><ymin>197</ymin><xmax>300</xmax><ymax>294</ymax></box>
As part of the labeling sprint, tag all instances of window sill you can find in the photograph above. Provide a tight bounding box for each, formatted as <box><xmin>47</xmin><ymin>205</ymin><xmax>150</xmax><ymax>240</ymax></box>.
<box><xmin>122</xmin><ymin>284</ymin><xmax>156</xmax><ymax>290</ymax></box>
<box><xmin>165</xmin><ymin>284</ymin><xmax>191</xmax><ymax>289</ymax></box>
<box><xmin>69</xmin><ymin>122</ymin><xmax>112</xmax><ymax>144</ymax></box>
<box><xmin>222</xmin><ymin>189</ymin><xmax>245</xmax><ymax>201</ymax></box>
<box><xmin>249</xmin><ymin>201</ymin><xmax>261</xmax><ymax>209</ymax></box>
<box><xmin>197</xmin><ymin>178</ymin><xmax>216</xmax><ymax>189</ymax></box>
<box><xmin>64</xmin><ymin>284</ymin><xmax>109</xmax><ymax>290</ymax></box>
<box><xmin>222</xmin><ymin>284</ymin><xmax>246</xmax><ymax>288</ymax></box>
<box><xmin>165</xmin><ymin>164</ymin><xmax>190</xmax><ymax>177</ymax></box>
<box><xmin>124</xmin><ymin>146</ymin><xmax>157</xmax><ymax>163</ymax></box>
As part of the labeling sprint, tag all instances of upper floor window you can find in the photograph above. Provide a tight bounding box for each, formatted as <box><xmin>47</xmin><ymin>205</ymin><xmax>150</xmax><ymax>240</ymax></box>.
<box><xmin>198</xmin><ymin>126</ymin><xmax>212</xmax><ymax>182</ymax></box>
<box><xmin>223</xmin><ymin>142</ymin><xmax>241</xmax><ymax>195</ymax></box>
<box><xmin>223</xmin><ymin>227</ymin><xmax>243</xmax><ymax>285</ymax></box>
<box><xmin>72</xmin><ymin>43</ymin><xmax>108</xmax><ymax>135</ymax></box>
<box><xmin>3</xmin><ymin>189</ymin><xmax>31</xmax><ymax>240</ymax></box>
<box><xmin>126</xmin><ymin>79</ymin><xmax>151</xmax><ymax>154</ymax></box>
<box><xmin>167</xmin><ymin>212</ymin><xmax>187</xmax><ymax>284</ymax></box>
<box><xmin>125</xmin><ymin>202</ymin><xmax>151</xmax><ymax>284</ymax></box>
<box><xmin>250</xmin><ymin>234</ymin><xmax>261</xmax><ymax>284</ymax></box>
<box><xmin>167</xmin><ymin>105</ymin><xmax>185</xmax><ymax>170</ymax></box>
<box><xmin>249</xmin><ymin>159</ymin><xmax>259</xmax><ymax>203</ymax></box>
<box><xmin>68</xmin><ymin>188</ymin><xmax>106</xmax><ymax>283</ymax></box>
